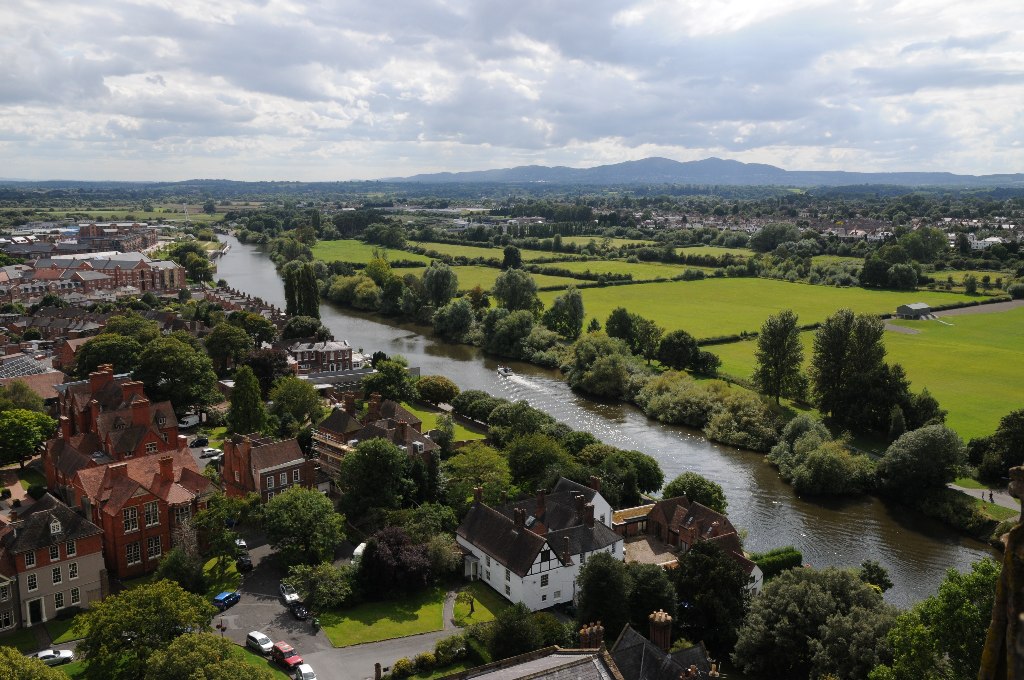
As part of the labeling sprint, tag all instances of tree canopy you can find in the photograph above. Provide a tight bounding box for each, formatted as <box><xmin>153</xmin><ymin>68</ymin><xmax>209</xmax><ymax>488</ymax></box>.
<box><xmin>262</xmin><ymin>485</ymin><xmax>346</xmax><ymax>565</ymax></box>
<box><xmin>661</xmin><ymin>471</ymin><xmax>728</xmax><ymax>513</ymax></box>
<box><xmin>133</xmin><ymin>336</ymin><xmax>218</xmax><ymax>412</ymax></box>
<box><xmin>226</xmin><ymin>365</ymin><xmax>267</xmax><ymax>435</ymax></box>
<box><xmin>145</xmin><ymin>632</ymin><xmax>275</xmax><ymax>680</ymax></box>
<box><xmin>0</xmin><ymin>409</ymin><xmax>56</xmax><ymax>468</ymax></box>
<box><xmin>753</xmin><ymin>309</ymin><xmax>805</xmax><ymax>403</ymax></box>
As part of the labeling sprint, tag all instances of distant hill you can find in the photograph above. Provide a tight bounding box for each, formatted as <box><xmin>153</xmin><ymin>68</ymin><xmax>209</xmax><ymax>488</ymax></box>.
<box><xmin>389</xmin><ymin>157</ymin><xmax>1024</xmax><ymax>188</ymax></box>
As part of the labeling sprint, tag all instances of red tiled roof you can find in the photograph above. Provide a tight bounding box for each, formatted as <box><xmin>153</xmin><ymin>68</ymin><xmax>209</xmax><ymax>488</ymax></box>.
<box><xmin>0</xmin><ymin>371</ymin><xmax>67</xmax><ymax>400</ymax></box>
<box><xmin>75</xmin><ymin>448</ymin><xmax>208</xmax><ymax>515</ymax></box>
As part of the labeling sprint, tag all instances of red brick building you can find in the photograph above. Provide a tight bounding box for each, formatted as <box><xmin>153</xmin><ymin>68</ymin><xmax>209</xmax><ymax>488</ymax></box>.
<box><xmin>68</xmin><ymin>452</ymin><xmax>213</xmax><ymax>579</ymax></box>
<box><xmin>221</xmin><ymin>435</ymin><xmax>316</xmax><ymax>503</ymax></box>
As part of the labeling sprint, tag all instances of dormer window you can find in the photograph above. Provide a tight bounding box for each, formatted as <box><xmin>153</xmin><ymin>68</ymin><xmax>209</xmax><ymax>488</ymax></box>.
<box><xmin>50</xmin><ymin>519</ymin><xmax>62</xmax><ymax>534</ymax></box>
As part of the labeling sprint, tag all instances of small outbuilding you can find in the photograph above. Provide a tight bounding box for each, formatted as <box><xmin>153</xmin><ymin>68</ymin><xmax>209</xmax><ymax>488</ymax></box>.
<box><xmin>896</xmin><ymin>302</ymin><xmax>931</xmax><ymax>319</ymax></box>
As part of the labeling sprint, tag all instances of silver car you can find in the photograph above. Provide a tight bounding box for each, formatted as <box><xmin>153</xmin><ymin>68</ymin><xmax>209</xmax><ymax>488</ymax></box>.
<box><xmin>30</xmin><ymin>649</ymin><xmax>74</xmax><ymax>666</ymax></box>
<box><xmin>246</xmin><ymin>630</ymin><xmax>273</xmax><ymax>655</ymax></box>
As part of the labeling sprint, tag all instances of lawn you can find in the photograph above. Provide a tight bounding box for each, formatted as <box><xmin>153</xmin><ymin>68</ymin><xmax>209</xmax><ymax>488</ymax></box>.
<box><xmin>59</xmin><ymin>660</ymin><xmax>87</xmax><ymax>677</ymax></box>
<box><xmin>973</xmin><ymin>497</ymin><xmax>1019</xmax><ymax>522</ymax></box>
<box><xmin>0</xmin><ymin>626</ymin><xmax>39</xmax><ymax>653</ymax></box>
<box><xmin>201</xmin><ymin>425</ymin><xmax>228</xmax><ymax>450</ymax></box>
<box><xmin>677</xmin><ymin>245</ymin><xmax>754</xmax><ymax>258</ymax></box>
<box><xmin>542</xmin><ymin>259</ymin><xmax>716</xmax><ymax>280</ymax></box>
<box><xmin>954</xmin><ymin>477</ymin><xmax>987</xmax><ymax>490</ymax></box>
<box><xmin>319</xmin><ymin>587</ymin><xmax>446</xmax><ymax>648</ymax></box>
<box><xmin>402</xmin><ymin>402</ymin><xmax>486</xmax><ymax>441</ymax></box>
<box><xmin>559</xmin><ymin>236</ymin><xmax>656</xmax><ymax>248</ymax></box>
<box><xmin>411</xmin><ymin>241</ymin><xmax>573</xmax><ymax>262</ymax></box>
<box><xmin>811</xmin><ymin>254</ymin><xmax>862</xmax><ymax>267</ymax></box>
<box><xmin>17</xmin><ymin>467</ymin><xmax>46</xmax><ymax>490</ymax></box>
<box><xmin>47</xmin><ymin>614</ymin><xmax>89</xmax><ymax>644</ymax></box>
<box><xmin>452</xmin><ymin>581</ymin><xmax>510</xmax><ymax>627</ymax></box>
<box><xmin>540</xmin><ymin>278</ymin><xmax>969</xmax><ymax>339</ymax></box>
<box><xmin>312</xmin><ymin>240</ymin><xmax>432</xmax><ymax>265</ymax></box>
<box><xmin>203</xmin><ymin>556</ymin><xmax>242</xmax><ymax>599</ymax></box>
<box><xmin>714</xmin><ymin>306</ymin><xmax>1024</xmax><ymax>441</ymax></box>
<box><xmin>451</xmin><ymin>266</ymin><xmax>578</xmax><ymax>292</ymax></box>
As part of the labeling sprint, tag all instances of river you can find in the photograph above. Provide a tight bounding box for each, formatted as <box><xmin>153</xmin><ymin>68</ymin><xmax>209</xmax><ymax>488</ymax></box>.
<box><xmin>215</xmin><ymin>234</ymin><xmax>995</xmax><ymax>608</ymax></box>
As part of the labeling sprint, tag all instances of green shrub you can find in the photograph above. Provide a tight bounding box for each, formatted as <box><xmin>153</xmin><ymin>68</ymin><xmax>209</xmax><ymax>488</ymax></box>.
<box><xmin>27</xmin><ymin>484</ymin><xmax>46</xmax><ymax>500</ymax></box>
<box><xmin>390</xmin><ymin>657</ymin><xmax>415</xmax><ymax>679</ymax></box>
<box><xmin>413</xmin><ymin>652</ymin><xmax>436</xmax><ymax>672</ymax></box>
<box><xmin>1006</xmin><ymin>282</ymin><xmax>1024</xmax><ymax>299</ymax></box>
<box><xmin>434</xmin><ymin>634</ymin><xmax>467</xmax><ymax>666</ymax></box>
<box><xmin>750</xmin><ymin>547</ymin><xmax>803</xmax><ymax>579</ymax></box>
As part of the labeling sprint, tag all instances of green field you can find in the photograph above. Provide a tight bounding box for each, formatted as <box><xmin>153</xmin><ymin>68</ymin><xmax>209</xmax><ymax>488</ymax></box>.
<box><xmin>677</xmin><ymin>245</ymin><xmax>754</xmax><ymax>258</ymax></box>
<box><xmin>540</xmin><ymin>259</ymin><xmax>715</xmax><ymax>280</ymax></box>
<box><xmin>411</xmin><ymin>241</ymin><xmax>573</xmax><ymax>262</ymax></box>
<box><xmin>559</xmin><ymin>236</ymin><xmax>656</xmax><ymax>247</ymax></box>
<box><xmin>312</xmin><ymin>240</ymin><xmax>431</xmax><ymax>265</ymax></box>
<box><xmin>38</xmin><ymin>209</ymin><xmax>222</xmax><ymax>224</ymax></box>
<box><xmin>402</xmin><ymin>402</ymin><xmax>486</xmax><ymax>441</ymax></box>
<box><xmin>714</xmin><ymin>306</ymin><xmax>1024</xmax><ymax>441</ymax></box>
<box><xmin>319</xmin><ymin>587</ymin><xmax>446</xmax><ymax>647</ymax></box>
<box><xmin>453</xmin><ymin>581</ymin><xmax>510</xmax><ymax>627</ymax></box>
<box><xmin>812</xmin><ymin>255</ymin><xmax>862</xmax><ymax>267</ymax></box>
<box><xmin>451</xmin><ymin>266</ymin><xmax>578</xmax><ymax>292</ymax></box>
<box><xmin>931</xmin><ymin>269</ymin><xmax>1014</xmax><ymax>284</ymax></box>
<box><xmin>541</xmin><ymin>278</ymin><xmax>969</xmax><ymax>339</ymax></box>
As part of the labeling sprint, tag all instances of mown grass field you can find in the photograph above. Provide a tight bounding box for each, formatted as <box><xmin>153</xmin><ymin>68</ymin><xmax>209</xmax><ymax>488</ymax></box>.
<box><xmin>559</xmin><ymin>235</ymin><xmax>656</xmax><ymax>247</ymax></box>
<box><xmin>930</xmin><ymin>269</ymin><xmax>1014</xmax><ymax>284</ymax></box>
<box><xmin>451</xmin><ymin>266</ymin><xmax>578</xmax><ymax>292</ymax></box>
<box><xmin>402</xmin><ymin>402</ymin><xmax>486</xmax><ymax>441</ymax></box>
<box><xmin>540</xmin><ymin>259</ymin><xmax>716</xmax><ymax>280</ymax></box>
<box><xmin>811</xmin><ymin>254</ymin><xmax>862</xmax><ymax>266</ymax></box>
<box><xmin>37</xmin><ymin>209</ymin><xmax>222</xmax><ymax>224</ymax></box>
<box><xmin>541</xmin><ymin>278</ymin><xmax>969</xmax><ymax>339</ymax></box>
<box><xmin>312</xmin><ymin>240</ymin><xmax>431</xmax><ymax>265</ymax></box>
<box><xmin>676</xmin><ymin>245</ymin><xmax>754</xmax><ymax>258</ymax></box>
<box><xmin>319</xmin><ymin>587</ymin><xmax>446</xmax><ymax>647</ymax></box>
<box><xmin>714</xmin><ymin>306</ymin><xmax>1024</xmax><ymax>441</ymax></box>
<box><xmin>453</xmin><ymin>581</ymin><xmax>510</xmax><ymax>626</ymax></box>
<box><xmin>411</xmin><ymin>241</ymin><xmax>574</xmax><ymax>262</ymax></box>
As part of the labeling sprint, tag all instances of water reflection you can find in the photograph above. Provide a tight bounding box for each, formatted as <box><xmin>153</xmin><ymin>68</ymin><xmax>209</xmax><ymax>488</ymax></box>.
<box><xmin>216</xmin><ymin>235</ymin><xmax>996</xmax><ymax>607</ymax></box>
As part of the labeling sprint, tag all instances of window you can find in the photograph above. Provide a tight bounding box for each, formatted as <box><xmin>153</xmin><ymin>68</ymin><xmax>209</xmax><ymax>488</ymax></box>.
<box><xmin>485</xmin><ymin>570</ymin><xmax>491</xmax><ymax>580</ymax></box>
<box><xmin>485</xmin><ymin>556</ymin><xmax>491</xmax><ymax>567</ymax></box>
<box><xmin>0</xmin><ymin>584</ymin><xmax>8</xmax><ymax>601</ymax></box>
<box><xmin>542</xmin><ymin>594</ymin><xmax>547</xmax><ymax>601</ymax></box>
<box><xmin>54</xmin><ymin>592</ymin><xmax>64</xmax><ymax>609</ymax></box>
<box><xmin>66</xmin><ymin>541</ymin><xmax>76</xmax><ymax>557</ymax></box>
<box><xmin>145</xmin><ymin>442</ymin><xmax>157</xmax><ymax>454</ymax></box>
<box><xmin>70</xmin><ymin>588</ymin><xmax>80</xmax><ymax>605</ymax></box>
<box><xmin>147</xmin><ymin>536</ymin><xmax>162</xmax><ymax>560</ymax></box>
<box><xmin>505</xmin><ymin>568</ymin><xmax>510</xmax><ymax>582</ymax></box>
<box><xmin>123</xmin><ymin>507</ymin><xmax>139</xmax><ymax>533</ymax></box>
<box><xmin>504</xmin><ymin>585</ymin><xmax>510</xmax><ymax>596</ymax></box>
<box><xmin>266</xmin><ymin>476</ymin><xmax>274</xmax><ymax>489</ymax></box>
<box><xmin>174</xmin><ymin>506</ymin><xmax>190</xmax><ymax>526</ymax></box>
<box><xmin>69</xmin><ymin>563</ymin><xmax>78</xmax><ymax>580</ymax></box>
<box><xmin>600</xmin><ymin>514</ymin><xmax>606</xmax><ymax>524</ymax></box>
<box><xmin>49</xmin><ymin>545</ymin><xmax>59</xmax><ymax>561</ymax></box>
<box><xmin>126</xmin><ymin>542</ymin><xmax>141</xmax><ymax>566</ymax></box>
<box><xmin>24</xmin><ymin>551</ymin><xmax>35</xmax><ymax>568</ymax></box>
<box><xmin>554</xmin><ymin>590</ymin><xmax>561</xmax><ymax>598</ymax></box>
<box><xmin>292</xmin><ymin>469</ymin><xmax>300</xmax><ymax>483</ymax></box>
<box><xmin>52</xmin><ymin>567</ymin><xmax>62</xmax><ymax>585</ymax></box>
<box><xmin>27</xmin><ymin>574</ymin><xmax>37</xmax><ymax>591</ymax></box>
<box><xmin>50</xmin><ymin>519</ymin><xmax>62</xmax><ymax>534</ymax></box>
<box><xmin>540</xmin><ymin>574</ymin><xmax>549</xmax><ymax>587</ymax></box>
<box><xmin>540</xmin><ymin>549</ymin><xmax>550</xmax><ymax>562</ymax></box>
<box><xmin>279</xmin><ymin>472</ymin><xmax>287</xmax><ymax>486</ymax></box>
<box><xmin>580</xmin><ymin>553</ymin><xmax>586</xmax><ymax>564</ymax></box>
<box><xmin>0</xmin><ymin>610</ymin><xmax>11</xmax><ymax>630</ymax></box>
<box><xmin>144</xmin><ymin>501</ymin><xmax>159</xmax><ymax>527</ymax></box>
<box><xmin>266</xmin><ymin>491</ymin><xmax>274</xmax><ymax>500</ymax></box>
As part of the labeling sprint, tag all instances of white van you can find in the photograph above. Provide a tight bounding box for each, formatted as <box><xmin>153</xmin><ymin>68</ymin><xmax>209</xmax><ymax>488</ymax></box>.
<box><xmin>352</xmin><ymin>542</ymin><xmax>367</xmax><ymax>564</ymax></box>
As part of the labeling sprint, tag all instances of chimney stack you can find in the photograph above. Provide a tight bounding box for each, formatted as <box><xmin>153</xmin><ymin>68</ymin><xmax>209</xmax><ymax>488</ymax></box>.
<box><xmin>561</xmin><ymin>535</ymin><xmax>570</xmax><ymax>564</ymax></box>
<box><xmin>575</xmin><ymin>493</ymin><xmax>585</xmax><ymax>521</ymax></box>
<box><xmin>159</xmin><ymin>456</ymin><xmax>173</xmax><ymax>483</ymax></box>
<box><xmin>500</xmin><ymin>490</ymin><xmax>508</xmax><ymax>503</ymax></box>
<box><xmin>109</xmin><ymin>462</ymin><xmax>128</xmax><ymax>480</ymax></box>
<box><xmin>131</xmin><ymin>398</ymin><xmax>151</xmax><ymax>428</ymax></box>
<box><xmin>396</xmin><ymin>420</ymin><xmax>409</xmax><ymax>442</ymax></box>
<box><xmin>648</xmin><ymin>609</ymin><xmax>673</xmax><ymax>653</ymax></box>
<box><xmin>473</xmin><ymin>486</ymin><xmax>483</xmax><ymax>503</ymax></box>
<box><xmin>514</xmin><ymin>507</ymin><xmax>524</xmax><ymax>529</ymax></box>
<box><xmin>89</xmin><ymin>399</ymin><xmax>100</xmax><ymax>433</ymax></box>
<box><xmin>589</xmin><ymin>475</ymin><xmax>602</xmax><ymax>492</ymax></box>
<box><xmin>368</xmin><ymin>393</ymin><xmax>382</xmax><ymax>421</ymax></box>
<box><xmin>89</xmin><ymin>364</ymin><xmax>114</xmax><ymax>394</ymax></box>
<box><xmin>343</xmin><ymin>392</ymin><xmax>356</xmax><ymax>416</ymax></box>
<box><xmin>536</xmin><ymin>488</ymin><xmax>546</xmax><ymax>516</ymax></box>
<box><xmin>59</xmin><ymin>415</ymin><xmax>71</xmax><ymax>441</ymax></box>
<box><xmin>585</xmin><ymin>502</ymin><xmax>595</xmax><ymax>528</ymax></box>
<box><xmin>177</xmin><ymin>435</ymin><xmax>188</xmax><ymax>449</ymax></box>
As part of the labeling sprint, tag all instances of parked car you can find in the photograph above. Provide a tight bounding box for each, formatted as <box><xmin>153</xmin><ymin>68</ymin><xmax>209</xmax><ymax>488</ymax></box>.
<box><xmin>179</xmin><ymin>414</ymin><xmax>201</xmax><ymax>429</ymax></box>
<box><xmin>289</xmin><ymin>602</ymin><xmax>310</xmax><ymax>620</ymax></box>
<box><xmin>271</xmin><ymin>642</ymin><xmax>304</xmax><ymax>670</ymax></box>
<box><xmin>200</xmin><ymin>447</ymin><xmax>222</xmax><ymax>459</ymax></box>
<box><xmin>212</xmin><ymin>591</ymin><xmax>241</xmax><ymax>611</ymax></box>
<box><xmin>236</xmin><ymin>553</ymin><xmax>253</xmax><ymax>572</ymax></box>
<box><xmin>28</xmin><ymin>649</ymin><xmax>74</xmax><ymax>666</ymax></box>
<box><xmin>235</xmin><ymin>537</ymin><xmax>248</xmax><ymax>551</ymax></box>
<box><xmin>189</xmin><ymin>436</ymin><xmax>209</xmax><ymax>447</ymax></box>
<box><xmin>294</xmin><ymin>664</ymin><xmax>318</xmax><ymax>680</ymax></box>
<box><xmin>246</xmin><ymin>631</ymin><xmax>273</xmax><ymax>655</ymax></box>
<box><xmin>279</xmin><ymin>582</ymin><xmax>300</xmax><ymax>604</ymax></box>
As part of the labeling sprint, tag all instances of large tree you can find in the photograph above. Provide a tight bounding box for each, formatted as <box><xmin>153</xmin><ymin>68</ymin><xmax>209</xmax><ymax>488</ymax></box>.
<box><xmin>337</xmin><ymin>438</ymin><xmax>411</xmax><ymax>516</ymax></box>
<box><xmin>504</xmin><ymin>433</ymin><xmax>573</xmax><ymax>490</ymax></box>
<box><xmin>753</xmin><ymin>309</ymin><xmax>804</xmax><ymax>403</ymax></box>
<box><xmin>281</xmin><ymin>315</ymin><xmax>329</xmax><ymax>340</ymax></box>
<box><xmin>657</xmin><ymin>329</ymin><xmax>699</xmax><ymax>371</ymax></box>
<box><xmin>576</xmin><ymin>552</ymin><xmax>630</xmax><ymax>643</ymax></box>
<box><xmin>0</xmin><ymin>379</ymin><xmax>45</xmax><ymax>413</ymax></box>
<box><xmin>674</xmin><ymin>541</ymin><xmax>750</xmax><ymax>654</ymax></box>
<box><xmin>104</xmin><ymin>313</ymin><xmax>162</xmax><ymax>344</ymax></box>
<box><xmin>0</xmin><ymin>409</ymin><xmax>56</xmax><ymax>469</ymax></box>
<box><xmin>501</xmin><ymin>245</ymin><xmax>523</xmax><ymax>270</ymax></box>
<box><xmin>492</xmin><ymin>268</ymin><xmax>540</xmax><ymax>312</ymax></box>
<box><xmin>73</xmin><ymin>334</ymin><xmax>144</xmax><ymax>378</ymax></box>
<box><xmin>416</xmin><ymin>375</ymin><xmax>459</xmax><ymax>405</ymax></box>
<box><xmin>78</xmin><ymin>580</ymin><xmax>216</xmax><ymax>680</ymax></box>
<box><xmin>0</xmin><ymin>647</ymin><xmax>67</xmax><ymax>679</ymax></box>
<box><xmin>360</xmin><ymin>356</ymin><xmax>418</xmax><ymax>404</ymax></box>
<box><xmin>422</xmin><ymin>261</ymin><xmax>459</xmax><ymax>307</ymax></box>
<box><xmin>145</xmin><ymin>632</ymin><xmax>274</xmax><ymax>680</ymax></box>
<box><xmin>226</xmin><ymin>365</ymin><xmax>267</xmax><ymax>435</ymax></box>
<box><xmin>286</xmin><ymin>562</ymin><xmax>355</xmax><ymax>613</ymax></box>
<box><xmin>268</xmin><ymin>376</ymin><xmax>324</xmax><ymax>429</ymax></box>
<box><xmin>489</xmin><ymin>603</ymin><xmax>545</xmax><ymax>660</ymax></box>
<box><xmin>441</xmin><ymin>442</ymin><xmax>512</xmax><ymax>510</ymax></box>
<box><xmin>876</xmin><ymin>424</ymin><xmax>966</xmax><ymax>496</ymax></box>
<box><xmin>433</xmin><ymin>297</ymin><xmax>475</xmax><ymax>341</ymax></box>
<box><xmin>542</xmin><ymin>286</ymin><xmax>585</xmax><ymax>339</ymax></box>
<box><xmin>226</xmin><ymin>310</ymin><xmax>277</xmax><ymax>347</ymax></box>
<box><xmin>134</xmin><ymin>337</ymin><xmax>218</xmax><ymax>412</ymax></box>
<box><xmin>625</xmin><ymin>562</ymin><xmax>678</xmax><ymax>632</ymax></box>
<box><xmin>263</xmin><ymin>486</ymin><xmax>346</xmax><ymax>565</ymax></box>
<box><xmin>662</xmin><ymin>471</ymin><xmax>728</xmax><ymax>513</ymax></box>
<box><xmin>204</xmin><ymin>322</ymin><xmax>252</xmax><ymax>374</ymax></box>
<box><xmin>240</xmin><ymin>348</ymin><xmax>292</xmax><ymax>398</ymax></box>
<box><xmin>358</xmin><ymin>526</ymin><xmax>432</xmax><ymax>597</ymax></box>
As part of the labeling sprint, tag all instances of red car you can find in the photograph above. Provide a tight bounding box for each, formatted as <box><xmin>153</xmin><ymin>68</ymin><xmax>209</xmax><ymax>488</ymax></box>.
<box><xmin>271</xmin><ymin>641</ymin><xmax>304</xmax><ymax>670</ymax></box>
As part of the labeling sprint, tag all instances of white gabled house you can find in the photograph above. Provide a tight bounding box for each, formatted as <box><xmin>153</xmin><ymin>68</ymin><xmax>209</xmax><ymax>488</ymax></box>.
<box><xmin>456</xmin><ymin>477</ymin><xmax>622</xmax><ymax>612</ymax></box>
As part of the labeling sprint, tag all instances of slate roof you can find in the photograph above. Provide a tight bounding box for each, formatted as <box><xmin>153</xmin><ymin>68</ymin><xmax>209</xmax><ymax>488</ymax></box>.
<box><xmin>376</xmin><ymin>400</ymin><xmax>420</xmax><ymax>427</ymax></box>
<box><xmin>3</xmin><ymin>493</ymin><xmax>102</xmax><ymax>555</ymax></box>
<box><xmin>250</xmin><ymin>439</ymin><xmax>305</xmax><ymax>471</ymax></box>
<box><xmin>316</xmin><ymin>408</ymin><xmax>362</xmax><ymax>437</ymax></box>
<box><xmin>457</xmin><ymin>502</ymin><xmax>549</xmax><ymax>577</ymax></box>
<box><xmin>497</xmin><ymin>482</ymin><xmax>598</xmax><ymax>534</ymax></box>
<box><xmin>611</xmin><ymin>625</ymin><xmax>713</xmax><ymax>680</ymax></box>
<box><xmin>438</xmin><ymin>648</ymin><xmax>624</xmax><ymax>680</ymax></box>
<box><xmin>548</xmin><ymin>523</ymin><xmax>621</xmax><ymax>556</ymax></box>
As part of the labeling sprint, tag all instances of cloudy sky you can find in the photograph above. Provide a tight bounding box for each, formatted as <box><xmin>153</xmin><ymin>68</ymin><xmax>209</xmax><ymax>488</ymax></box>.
<box><xmin>2</xmin><ymin>0</ymin><xmax>1022</xmax><ymax>181</ymax></box>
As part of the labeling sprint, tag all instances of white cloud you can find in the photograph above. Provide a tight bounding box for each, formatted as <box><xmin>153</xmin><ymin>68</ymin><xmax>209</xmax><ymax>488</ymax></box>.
<box><xmin>0</xmin><ymin>0</ymin><xmax>1022</xmax><ymax>179</ymax></box>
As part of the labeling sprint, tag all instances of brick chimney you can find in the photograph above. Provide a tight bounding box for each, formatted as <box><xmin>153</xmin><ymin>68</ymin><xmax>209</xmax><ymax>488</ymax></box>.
<box><xmin>561</xmin><ymin>535</ymin><xmax>570</xmax><ymax>564</ymax></box>
<box><xmin>177</xmin><ymin>435</ymin><xmax>188</xmax><ymax>449</ymax></box>
<box><xmin>159</xmin><ymin>456</ymin><xmax>173</xmax><ymax>483</ymax></box>
<box><xmin>536</xmin><ymin>488</ymin><xmax>546</xmax><ymax>516</ymax></box>
<box><xmin>109</xmin><ymin>462</ymin><xmax>129</xmax><ymax>481</ymax></box>
<box><xmin>575</xmin><ymin>493</ymin><xmax>585</xmax><ymax>522</ymax></box>
<box><xmin>514</xmin><ymin>507</ymin><xmax>524</xmax><ymax>529</ymax></box>
<box><xmin>59</xmin><ymin>415</ymin><xmax>71</xmax><ymax>441</ymax></box>
<box><xmin>89</xmin><ymin>399</ymin><xmax>100</xmax><ymax>433</ymax></box>
<box><xmin>367</xmin><ymin>393</ymin><xmax>382</xmax><ymax>421</ymax></box>
<box><xmin>131</xmin><ymin>398</ymin><xmax>151</xmax><ymax>427</ymax></box>
<box><xmin>89</xmin><ymin>364</ymin><xmax>114</xmax><ymax>394</ymax></box>
<box><xmin>473</xmin><ymin>486</ymin><xmax>483</xmax><ymax>503</ymax></box>
<box><xmin>589</xmin><ymin>475</ymin><xmax>602</xmax><ymax>492</ymax></box>
<box><xmin>121</xmin><ymin>380</ymin><xmax>145</xmax><ymax>401</ymax></box>
<box><xmin>648</xmin><ymin>609</ymin><xmax>673</xmax><ymax>652</ymax></box>
<box><xmin>396</xmin><ymin>420</ymin><xmax>409</xmax><ymax>443</ymax></box>
<box><xmin>585</xmin><ymin>503</ymin><xmax>595</xmax><ymax>528</ymax></box>
<box><xmin>343</xmin><ymin>392</ymin><xmax>356</xmax><ymax>416</ymax></box>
